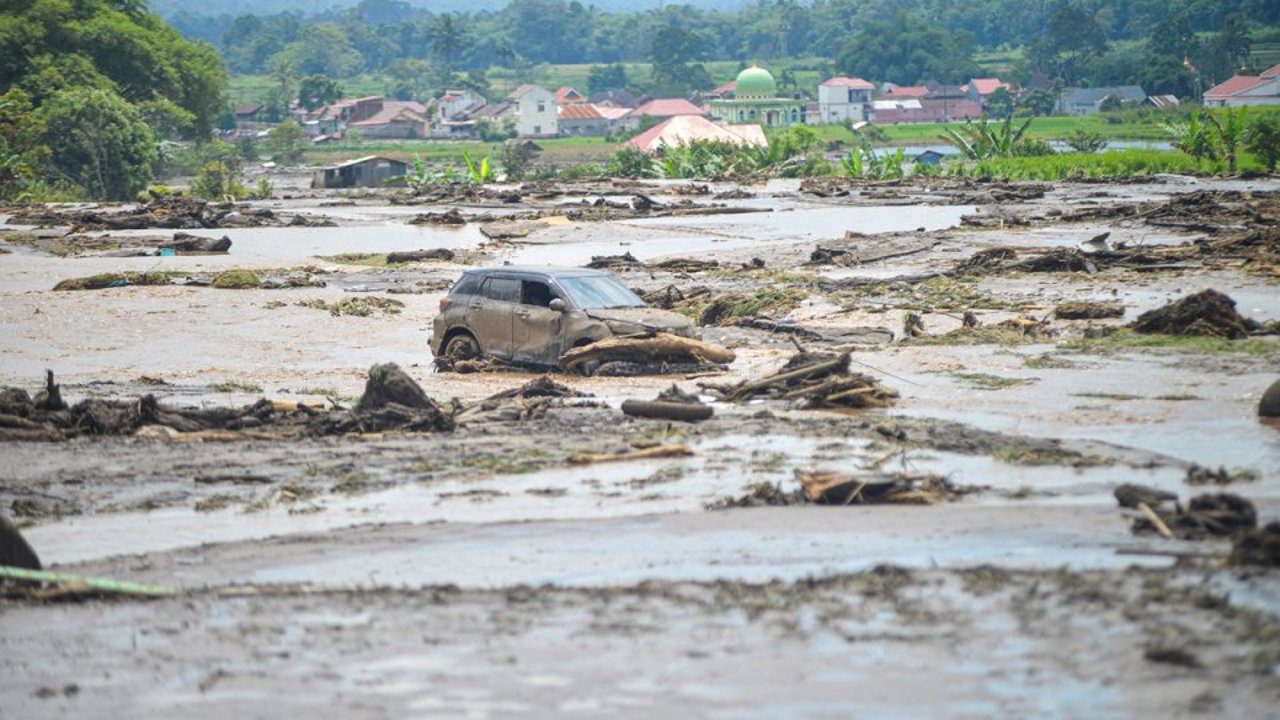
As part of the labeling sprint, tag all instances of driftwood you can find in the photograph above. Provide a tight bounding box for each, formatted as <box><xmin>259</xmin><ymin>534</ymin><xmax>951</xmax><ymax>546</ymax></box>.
<box><xmin>568</xmin><ymin>444</ymin><xmax>693</xmax><ymax>464</ymax></box>
<box><xmin>558</xmin><ymin>333</ymin><xmax>735</xmax><ymax>373</ymax></box>
<box><xmin>797</xmin><ymin>470</ymin><xmax>962</xmax><ymax>505</ymax></box>
<box><xmin>385</xmin><ymin>248</ymin><xmax>455</xmax><ymax>264</ymax></box>
<box><xmin>0</xmin><ymin>515</ymin><xmax>41</xmax><ymax>570</ymax></box>
<box><xmin>621</xmin><ymin>399</ymin><xmax>713</xmax><ymax>422</ymax></box>
<box><xmin>704</xmin><ymin>351</ymin><xmax>898</xmax><ymax>410</ymax></box>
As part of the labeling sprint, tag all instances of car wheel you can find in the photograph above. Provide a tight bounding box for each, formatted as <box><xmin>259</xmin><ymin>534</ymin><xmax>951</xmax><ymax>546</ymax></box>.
<box><xmin>443</xmin><ymin>333</ymin><xmax>480</xmax><ymax>360</ymax></box>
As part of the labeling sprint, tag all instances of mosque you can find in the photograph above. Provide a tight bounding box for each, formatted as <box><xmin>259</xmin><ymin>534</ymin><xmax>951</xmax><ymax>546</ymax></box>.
<box><xmin>708</xmin><ymin>65</ymin><xmax>805</xmax><ymax>128</ymax></box>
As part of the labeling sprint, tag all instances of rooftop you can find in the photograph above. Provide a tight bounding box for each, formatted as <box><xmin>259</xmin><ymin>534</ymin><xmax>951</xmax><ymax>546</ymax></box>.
<box><xmin>822</xmin><ymin>77</ymin><xmax>874</xmax><ymax>90</ymax></box>
<box><xmin>633</xmin><ymin>98</ymin><xmax>707</xmax><ymax>118</ymax></box>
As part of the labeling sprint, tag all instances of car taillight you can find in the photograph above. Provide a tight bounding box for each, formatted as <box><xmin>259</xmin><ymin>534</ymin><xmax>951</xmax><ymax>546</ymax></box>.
<box><xmin>439</xmin><ymin>297</ymin><xmax>450</xmax><ymax>311</ymax></box>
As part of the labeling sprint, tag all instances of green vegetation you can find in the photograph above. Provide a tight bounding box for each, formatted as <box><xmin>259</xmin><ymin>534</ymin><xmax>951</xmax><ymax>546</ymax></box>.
<box><xmin>684</xmin><ymin>288</ymin><xmax>809</xmax><ymax>326</ymax></box>
<box><xmin>208</xmin><ymin>379</ymin><xmax>265</xmax><ymax>393</ymax></box>
<box><xmin>1</xmin><ymin>0</ymin><xmax>227</xmax><ymax>200</ymax></box>
<box><xmin>950</xmin><ymin>372</ymin><xmax>1038</xmax><ymax>390</ymax></box>
<box><xmin>211</xmin><ymin>270</ymin><xmax>262</xmax><ymax>289</ymax></box>
<box><xmin>1061</xmin><ymin>329</ymin><xmax>1280</xmax><ymax>358</ymax></box>
<box><xmin>53</xmin><ymin>272</ymin><xmax>172</xmax><ymax>291</ymax></box>
<box><xmin>295</xmin><ymin>297</ymin><xmax>405</xmax><ymax>317</ymax></box>
<box><xmin>459</xmin><ymin>449</ymin><xmax>556</xmax><ymax>475</ymax></box>
<box><xmin>965</xmin><ymin>149</ymin><xmax>1224</xmax><ymax>180</ymax></box>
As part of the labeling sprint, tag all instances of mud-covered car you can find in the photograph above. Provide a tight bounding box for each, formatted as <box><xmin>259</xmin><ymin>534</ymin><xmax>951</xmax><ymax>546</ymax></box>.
<box><xmin>432</xmin><ymin>267</ymin><xmax>698</xmax><ymax>367</ymax></box>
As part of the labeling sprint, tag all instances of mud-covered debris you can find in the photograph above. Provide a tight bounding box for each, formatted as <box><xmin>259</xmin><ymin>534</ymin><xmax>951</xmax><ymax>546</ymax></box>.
<box><xmin>287</xmin><ymin>214</ymin><xmax>337</xmax><ymax>227</ymax></box>
<box><xmin>1185</xmin><ymin>465</ymin><xmax>1258</xmax><ymax>485</ymax></box>
<box><xmin>955</xmin><ymin>247</ymin><xmax>1016</xmax><ymax>274</ymax></box>
<box><xmin>0</xmin><ymin>367</ymin><xmax>453</xmax><ymax>441</ymax></box>
<box><xmin>452</xmin><ymin>376</ymin><xmax>594</xmax><ymax>426</ymax></box>
<box><xmin>558</xmin><ymin>332</ymin><xmax>736</xmax><ymax>375</ymax></box>
<box><xmin>1114</xmin><ymin>483</ymin><xmax>1179</xmax><ymax>510</ymax></box>
<box><xmin>569</xmin><ymin>443</ymin><xmax>692</xmax><ymax>464</ymax></box>
<box><xmin>1229</xmin><ymin>521</ymin><xmax>1280</xmax><ymax>567</ymax></box>
<box><xmin>1054</xmin><ymin>301</ymin><xmax>1124</xmax><ymax>320</ymax></box>
<box><xmin>702</xmin><ymin>351</ymin><xmax>897</xmax><ymax>410</ymax></box>
<box><xmin>1129</xmin><ymin>289</ymin><xmax>1256</xmax><ymax>339</ymax></box>
<box><xmin>903</xmin><ymin>312</ymin><xmax>926</xmax><ymax>338</ymax></box>
<box><xmin>640</xmin><ymin>285</ymin><xmax>711</xmax><ymax>310</ymax></box>
<box><xmin>385</xmin><ymin>248</ymin><xmax>455</xmax><ymax>264</ymax></box>
<box><xmin>1143</xmin><ymin>647</ymin><xmax>1202</xmax><ymax>668</ymax></box>
<box><xmin>648</xmin><ymin>258</ymin><xmax>719</xmax><ymax>273</ymax></box>
<box><xmin>409</xmin><ymin>209</ymin><xmax>466</xmax><ymax>225</ymax></box>
<box><xmin>10</xmin><ymin>195</ymin><xmax>316</xmax><ymax>231</ymax></box>
<box><xmin>708</xmin><ymin>470</ymin><xmax>969</xmax><ymax>509</ymax></box>
<box><xmin>0</xmin><ymin>515</ymin><xmax>41</xmax><ymax>570</ymax></box>
<box><xmin>169</xmin><ymin>232</ymin><xmax>231</xmax><ymax>253</ymax></box>
<box><xmin>478</xmin><ymin>221</ymin><xmax>539</xmax><ymax>240</ymax></box>
<box><xmin>1261</xmin><ymin>378</ymin><xmax>1280</xmax><ymax>417</ymax></box>
<box><xmin>585</xmin><ymin>252</ymin><xmax>641</xmax><ymax>269</ymax></box>
<box><xmin>1130</xmin><ymin>492</ymin><xmax>1257</xmax><ymax>540</ymax></box>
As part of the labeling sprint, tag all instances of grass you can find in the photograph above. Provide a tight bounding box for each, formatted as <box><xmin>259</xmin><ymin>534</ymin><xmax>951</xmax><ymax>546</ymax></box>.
<box><xmin>967</xmin><ymin>149</ymin><xmax>1265</xmax><ymax>180</ymax></box>
<box><xmin>1061</xmin><ymin>329</ymin><xmax>1280</xmax><ymax>358</ymax></box>
<box><xmin>52</xmin><ymin>271</ymin><xmax>173</xmax><ymax>291</ymax></box>
<box><xmin>211</xmin><ymin>270</ymin><xmax>261</xmax><ymax>289</ymax></box>
<box><xmin>904</xmin><ymin>327</ymin><xmax>1040</xmax><ymax>346</ymax></box>
<box><xmin>1023</xmin><ymin>354</ymin><xmax>1081</xmax><ymax>370</ymax></box>
<box><xmin>950</xmin><ymin>372</ymin><xmax>1038</xmax><ymax>390</ymax></box>
<box><xmin>680</xmin><ymin>287</ymin><xmax>808</xmax><ymax>325</ymax></box>
<box><xmin>993</xmin><ymin>447</ymin><xmax>1113</xmax><ymax>467</ymax></box>
<box><xmin>208</xmin><ymin>379</ymin><xmax>264</xmax><ymax>393</ymax></box>
<box><xmin>318</xmin><ymin>253</ymin><xmax>401</xmax><ymax>268</ymax></box>
<box><xmin>295</xmin><ymin>297</ymin><xmax>405</xmax><ymax>317</ymax></box>
<box><xmin>458</xmin><ymin>449</ymin><xmax>555</xmax><ymax>475</ymax></box>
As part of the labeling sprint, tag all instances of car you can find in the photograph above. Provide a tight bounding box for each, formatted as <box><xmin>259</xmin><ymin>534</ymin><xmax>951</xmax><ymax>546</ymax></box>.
<box><xmin>431</xmin><ymin>267</ymin><xmax>698</xmax><ymax>368</ymax></box>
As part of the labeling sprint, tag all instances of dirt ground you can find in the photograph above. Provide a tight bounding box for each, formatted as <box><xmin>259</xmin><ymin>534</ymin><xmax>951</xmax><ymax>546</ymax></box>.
<box><xmin>1</xmin><ymin>173</ymin><xmax>1278</xmax><ymax>718</ymax></box>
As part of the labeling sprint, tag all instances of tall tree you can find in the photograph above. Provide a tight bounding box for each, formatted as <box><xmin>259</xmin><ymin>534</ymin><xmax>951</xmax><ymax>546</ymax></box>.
<box><xmin>38</xmin><ymin>87</ymin><xmax>158</xmax><ymax>200</ymax></box>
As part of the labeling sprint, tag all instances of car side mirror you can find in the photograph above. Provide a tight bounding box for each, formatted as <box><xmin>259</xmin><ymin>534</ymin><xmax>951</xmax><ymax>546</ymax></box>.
<box><xmin>549</xmin><ymin>298</ymin><xmax>567</xmax><ymax>312</ymax></box>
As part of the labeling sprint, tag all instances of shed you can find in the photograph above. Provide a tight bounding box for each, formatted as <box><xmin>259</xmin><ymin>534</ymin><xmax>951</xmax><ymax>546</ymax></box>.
<box><xmin>312</xmin><ymin>156</ymin><xmax>407</xmax><ymax>189</ymax></box>
<box><xmin>913</xmin><ymin>150</ymin><xmax>946</xmax><ymax>166</ymax></box>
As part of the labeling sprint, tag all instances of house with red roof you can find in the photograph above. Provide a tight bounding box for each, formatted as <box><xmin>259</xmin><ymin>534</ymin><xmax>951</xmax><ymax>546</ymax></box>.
<box><xmin>881</xmin><ymin>84</ymin><xmax>930</xmax><ymax>99</ymax></box>
<box><xmin>555</xmin><ymin>87</ymin><xmax>587</xmax><ymax>105</ymax></box>
<box><xmin>348</xmin><ymin>100</ymin><xmax>429</xmax><ymax>139</ymax></box>
<box><xmin>626</xmin><ymin>115</ymin><xmax>766</xmax><ymax>153</ymax></box>
<box><xmin>1205</xmin><ymin>65</ymin><xmax>1280</xmax><ymax>107</ymax></box>
<box><xmin>966</xmin><ymin>78</ymin><xmax>1012</xmax><ymax>104</ymax></box>
<box><xmin>818</xmin><ymin>77</ymin><xmax>874</xmax><ymax>123</ymax></box>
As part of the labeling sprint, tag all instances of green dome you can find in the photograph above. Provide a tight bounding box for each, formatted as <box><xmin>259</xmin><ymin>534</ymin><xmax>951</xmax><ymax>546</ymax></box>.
<box><xmin>735</xmin><ymin>66</ymin><xmax>777</xmax><ymax>99</ymax></box>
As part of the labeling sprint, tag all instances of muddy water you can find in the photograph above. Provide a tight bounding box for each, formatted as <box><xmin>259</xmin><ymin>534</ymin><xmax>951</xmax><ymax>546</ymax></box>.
<box><xmin>505</xmin><ymin>205</ymin><xmax>973</xmax><ymax>266</ymax></box>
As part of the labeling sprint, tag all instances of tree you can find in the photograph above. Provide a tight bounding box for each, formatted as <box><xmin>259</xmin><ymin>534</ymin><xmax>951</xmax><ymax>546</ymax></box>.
<box><xmin>0</xmin><ymin>89</ymin><xmax>47</xmax><ymax>200</ymax></box>
<box><xmin>298</xmin><ymin>75</ymin><xmax>343</xmax><ymax>111</ymax></box>
<box><xmin>268</xmin><ymin>121</ymin><xmax>307</xmax><ymax>164</ymax></box>
<box><xmin>1207</xmin><ymin>107</ymin><xmax>1248</xmax><ymax>173</ymax></box>
<box><xmin>1245</xmin><ymin>116</ymin><xmax>1280</xmax><ymax>172</ymax></box>
<box><xmin>430</xmin><ymin>14</ymin><xmax>468</xmax><ymax>73</ymax></box>
<box><xmin>648</xmin><ymin>23</ymin><xmax>708</xmax><ymax>93</ymax></box>
<box><xmin>985</xmin><ymin>88</ymin><xmax>1014</xmax><ymax>119</ymax></box>
<box><xmin>1018</xmin><ymin>90</ymin><xmax>1056</xmax><ymax>117</ymax></box>
<box><xmin>38</xmin><ymin>87</ymin><xmax>157</xmax><ymax>200</ymax></box>
<box><xmin>587</xmin><ymin>64</ymin><xmax>628</xmax><ymax>94</ymax></box>
<box><xmin>836</xmin><ymin>12</ymin><xmax>978</xmax><ymax>85</ymax></box>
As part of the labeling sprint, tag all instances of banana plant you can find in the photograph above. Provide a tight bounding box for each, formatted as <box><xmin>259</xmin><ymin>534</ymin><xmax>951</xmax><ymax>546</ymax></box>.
<box><xmin>462</xmin><ymin>152</ymin><xmax>493</xmax><ymax>183</ymax></box>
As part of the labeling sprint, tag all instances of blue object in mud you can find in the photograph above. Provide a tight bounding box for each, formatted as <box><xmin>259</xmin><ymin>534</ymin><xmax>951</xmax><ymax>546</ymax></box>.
<box><xmin>159</xmin><ymin>247</ymin><xmax>177</xmax><ymax>256</ymax></box>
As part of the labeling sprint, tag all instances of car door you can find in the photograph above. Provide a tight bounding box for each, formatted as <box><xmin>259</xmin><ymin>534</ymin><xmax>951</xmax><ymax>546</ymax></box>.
<box><xmin>468</xmin><ymin>276</ymin><xmax>519</xmax><ymax>359</ymax></box>
<box><xmin>512</xmin><ymin>279</ymin><xmax>564</xmax><ymax>365</ymax></box>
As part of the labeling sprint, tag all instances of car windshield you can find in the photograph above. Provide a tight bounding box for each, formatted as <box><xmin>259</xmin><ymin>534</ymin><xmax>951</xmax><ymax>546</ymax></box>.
<box><xmin>557</xmin><ymin>276</ymin><xmax>646</xmax><ymax>310</ymax></box>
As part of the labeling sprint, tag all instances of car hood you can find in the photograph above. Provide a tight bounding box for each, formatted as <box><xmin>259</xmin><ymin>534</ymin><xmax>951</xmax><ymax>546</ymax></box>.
<box><xmin>589</xmin><ymin>308</ymin><xmax>694</xmax><ymax>331</ymax></box>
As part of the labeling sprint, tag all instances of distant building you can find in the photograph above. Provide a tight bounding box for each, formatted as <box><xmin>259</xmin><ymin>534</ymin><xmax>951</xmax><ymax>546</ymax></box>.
<box><xmin>881</xmin><ymin>84</ymin><xmax>929</xmax><ymax>99</ymax></box>
<box><xmin>1057</xmin><ymin>86</ymin><xmax>1146</xmax><ymax>115</ymax></box>
<box><xmin>966</xmin><ymin>78</ymin><xmax>1012</xmax><ymax>105</ymax></box>
<box><xmin>589</xmin><ymin>90</ymin><xmax>648</xmax><ymax>109</ymax></box>
<box><xmin>708</xmin><ymin>66</ymin><xmax>804</xmax><ymax>128</ymax></box>
<box><xmin>437</xmin><ymin>89</ymin><xmax>485</xmax><ymax>121</ymax></box>
<box><xmin>818</xmin><ymin>76</ymin><xmax>874</xmax><ymax>123</ymax></box>
<box><xmin>558</xmin><ymin>103</ymin><xmax>611</xmax><ymax>137</ymax></box>
<box><xmin>347</xmin><ymin>100</ymin><xmax>429</xmax><ymax>139</ymax></box>
<box><xmin>1147</xmin><ymin>94</ymin><xmax>1181</xmax><ymax>111</ymax></box>
<box><xmin>913</xmin><ymin>149</ymin><xmax>946</xmax><ymax>165</ymax></box>
<box><xmin>311</xmin><ymin>156</ymin><xmax>407</xmax><ymax>189</ymax></box>
<box><xmin>508</xmin><ymin>85</ymin><xmax>558</xmax><ymax>137</ymax></box>
<box><xmin>626</xmin><ymin>115</ymin><xmax>767</xmax><ymax>153</ymax></box>
<box><xmin>555</xmin><ymin>87</ymin><xmax>588</xmax><ymax>105</ymax></box>
<box><xmin>633</xmin><ymin>97</ymin><xmax>707</xmax><ymax>121</ymax></box>
<box><xmin>1204</xmin><ymin>65</ymin><xmax>1280</xmax><ymax>107</ymax></box>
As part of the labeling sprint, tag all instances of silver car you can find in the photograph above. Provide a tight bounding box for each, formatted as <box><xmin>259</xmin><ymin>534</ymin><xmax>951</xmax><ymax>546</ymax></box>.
<box><xmin>432</xmin><ymin>267</ymin><xmax>697</xmax><ymax>367</ymax></box>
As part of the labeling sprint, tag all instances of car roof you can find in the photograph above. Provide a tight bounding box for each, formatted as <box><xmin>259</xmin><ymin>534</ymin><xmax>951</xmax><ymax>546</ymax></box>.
<box><xmin>464</xmin><ymin>266</ymin><xmax>614</xmax><ymax>280</ymax></box>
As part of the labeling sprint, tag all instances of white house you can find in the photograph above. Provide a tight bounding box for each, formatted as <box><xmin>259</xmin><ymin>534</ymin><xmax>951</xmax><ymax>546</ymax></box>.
<box><xmin>818</xmin><ymin>77</ymin><xmax>874</xmax><ymax>123</ymax></box>
<box><xmin>437</xmin><ymin>89</ymin><xmax>485</xmax><ymax>121</ymax></box>
<box><xmin>508</xmin><ymin>85</ymin><xmax>558</xmax><ymax>137</ymax></box>
<box><xmin>1057</xmin><ymin>86</ymin><xmax>1146</xmax><ymax>115</ymax></box>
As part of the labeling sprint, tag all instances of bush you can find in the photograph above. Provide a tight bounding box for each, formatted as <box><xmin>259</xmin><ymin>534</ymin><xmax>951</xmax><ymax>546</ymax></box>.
<box><xmin>192</xmin><ymin>161</ymin><xmax>248</xmax><ymax>200</ymax></box>
<box><xmin>1245</xmin><ymin>115</ymin><xmax>1280</xmax><ymax>173</ymax></box>
<box><xmin>1065</xmin><ymin>130</ymin><xmax>1107</xmax><ymax>153</ymax></box>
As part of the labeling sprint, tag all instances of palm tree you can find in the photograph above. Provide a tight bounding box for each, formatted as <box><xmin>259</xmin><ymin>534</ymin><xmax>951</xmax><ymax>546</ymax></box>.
<box><xmin>430</xmin><ymin>14</ymin><xmax>468</xmax><ymax>73</ymax></box>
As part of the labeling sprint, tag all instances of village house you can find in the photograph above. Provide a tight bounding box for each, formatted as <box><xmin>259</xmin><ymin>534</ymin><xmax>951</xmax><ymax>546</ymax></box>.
<box><xmin>632</xmin><ymin>97</ymin><xmax>707</xmax><ymax>122</ymax></box>
<box><xmin>589</xmin><ymin>90</ymin><xmax>648</xmax><ymax>109</ymax></box>
<box><xmin>1205</xmin><ymin>65</ymin><xmax>1280</xmax><ymax>107</ymax></box>
<box><xmin>708</xmin><ymin>66</ymin><xmax>804</xmax><ymax>128</ymax></box>
<box><xmin>437</xmin><ymin>89</ymin><xmax>486</xmax><ymax>122</ymax></box>
<box><xmin>347</xmin><ymin>99</ymin><xmax>429</xmax><ymax>139</ymax></box>
<box><xmin>557</xmin><ymin>103</ymin><xmax>612</xmax><ymax>137</ymax></box>
<box><xmin>555</xmin><ymin>87</ymin><xmax>588</xmax><ymax>105</ymax></box>
<box><xmin>818</xmin><ymin>76</ymin><xmax>874</xmax><ymax>123</ymax></box>
<box><xmin>966</xmin><ymin>78</ymin><xmax>1011</xmax><ymax>105</ymax></box>
<box><xmin>311</xmin><ymin>156</ymin><xmax>407</xmax><ymax>189</ymax></box>
<box><xmin>1057</xmin><ymin>85</ymin><xmax>1147</xmax><ymax>115</ymax></box>
<box><xmin>508</xmin><ymin>85</ymin><xmax>558</xmax><ymax>137</ymax></box>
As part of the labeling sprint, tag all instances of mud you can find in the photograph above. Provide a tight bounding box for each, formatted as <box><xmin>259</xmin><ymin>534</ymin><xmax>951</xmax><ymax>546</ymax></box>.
<box><xmin>3</xmin><ymin>173</ymin><xmax>1280</xmax><ymax>716</ymax></box>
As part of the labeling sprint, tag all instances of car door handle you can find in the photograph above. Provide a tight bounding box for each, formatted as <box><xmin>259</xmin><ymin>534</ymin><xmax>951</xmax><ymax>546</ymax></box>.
<box><xmin>514</xmin><ymin>309</ymin><xmax>530</xmax><ymax>318</ymax></box>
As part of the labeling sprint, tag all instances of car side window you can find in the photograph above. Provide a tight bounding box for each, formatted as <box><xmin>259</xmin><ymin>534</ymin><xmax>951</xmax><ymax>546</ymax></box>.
<box><xmin>521</xmin><ymin>280</ymin><xmax>555</xmax><ymax>307</ymax></box>
<box><xmin>451</xmin><ymin>274</ymin><xmax>480</xmax><ymax>297</ymax></box>
<box><xmin>480</xmin><ymin>277</ymin><xmax>520</xmax><ymax>303</ymax></box>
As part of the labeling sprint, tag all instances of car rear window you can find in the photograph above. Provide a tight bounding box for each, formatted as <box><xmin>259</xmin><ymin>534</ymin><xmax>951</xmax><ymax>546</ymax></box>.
<box><xmin>480</xmin><ymin>276</ymin><xmax>520</xmax><ymax>302</ymax></box>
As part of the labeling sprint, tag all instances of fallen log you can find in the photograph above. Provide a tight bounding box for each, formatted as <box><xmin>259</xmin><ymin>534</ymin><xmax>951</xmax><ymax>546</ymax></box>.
<box><xmin>568</xmin><ymin>444</ymin><xmax>693</xmax><ymax>464</ymax></box>
<box><xmin>621</xmin><ymin>399</ymin><xmax>714</xmax><ymax>422</ymax></box>
<box><xmin>558</xmin><ymin>333</ymin><xmax>735</xmax><ymax>373</ymax></box>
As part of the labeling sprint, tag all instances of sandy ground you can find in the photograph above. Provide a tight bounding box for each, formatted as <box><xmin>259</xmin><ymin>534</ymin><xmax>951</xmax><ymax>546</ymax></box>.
<box><xmin>1</xmin><ymin>175</ymin><xmax>1278</xmax><ymax>717</ymax></box>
